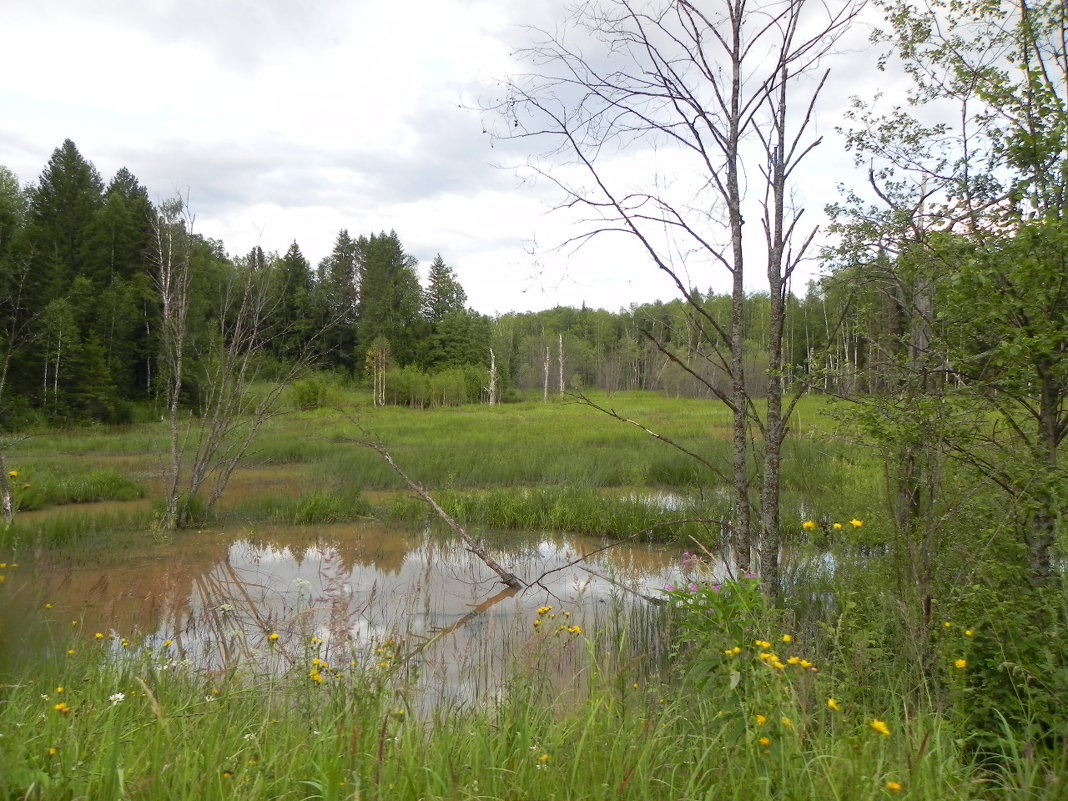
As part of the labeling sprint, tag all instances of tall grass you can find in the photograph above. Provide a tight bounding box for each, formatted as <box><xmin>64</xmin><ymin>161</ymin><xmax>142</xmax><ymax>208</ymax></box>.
<box><xmin>5</xmin><ymin>595</ymin><xmax>1053</xmax><ymax>800</ymax></box>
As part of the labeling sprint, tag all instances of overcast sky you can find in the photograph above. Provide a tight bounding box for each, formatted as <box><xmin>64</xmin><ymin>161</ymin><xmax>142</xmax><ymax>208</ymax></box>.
<box><xmin>1</xmin><ymin>0</ymin><xmax>884</xmax><ymax>315</ymax></box>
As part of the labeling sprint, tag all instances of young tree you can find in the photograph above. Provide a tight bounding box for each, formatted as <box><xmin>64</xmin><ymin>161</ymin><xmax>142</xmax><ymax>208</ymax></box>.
<box><xmin>491</xmin><ymin>0</ymin><xmax>862</xmax><ymax>589</ymax></box>
<box><xmin>831</xmin><ymin>0</ymin><xmax>1068</xmax><ymax>586</ymax></box>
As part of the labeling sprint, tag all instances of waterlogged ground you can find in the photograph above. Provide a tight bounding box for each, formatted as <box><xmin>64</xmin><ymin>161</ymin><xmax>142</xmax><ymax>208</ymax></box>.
<box><xmin>1</xmin><ymin>522</ymin><xmax>688</xmax><ymax>705</ymax></box>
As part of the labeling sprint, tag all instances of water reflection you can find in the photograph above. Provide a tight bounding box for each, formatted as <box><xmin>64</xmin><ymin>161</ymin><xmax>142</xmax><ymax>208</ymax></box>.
<box><xmin>3</xmin><ymin>522</ymin><xmax>682</xmax><ymax>705</ymax></box>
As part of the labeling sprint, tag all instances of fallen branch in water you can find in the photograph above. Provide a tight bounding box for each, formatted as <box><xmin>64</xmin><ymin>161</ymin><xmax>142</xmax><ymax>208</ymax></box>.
<box><xmin>359</xmin><ymin>438</ymin><xmax>525</xmax><ymax>590</ymax></box>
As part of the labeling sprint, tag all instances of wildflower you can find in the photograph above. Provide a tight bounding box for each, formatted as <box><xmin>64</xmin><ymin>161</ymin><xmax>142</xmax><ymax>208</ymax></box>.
<box><xmin>802</xmin><ymin>520</ymin><xmax>817</xmax><ymax>531</ymax></box>
<box><xmin>781</xmin><ymin>717</ymin><xmax>793</xmax><ymax>729</ymax></box>
<box><xmin>755</xmin><ymin>714</ymin><xmax>767</xmax><ymax>726</ymax></box>
<box><xmin>537</xmin><ymin>753</ymin><xmax>551</xmax><ymax>764</ymax></box>
<box><xmin>781</xmin><ymin>634</ymin><xmax>793</xmax><ymax>643</ymax></box>
<box><xmin>827</xmin><ymin>698</ymin><xmax>841</xmax><ymax>712</ymax></box>
<box><xmin>394</xmin><ymin>709</ymin><xmax>406</xmax><ymax>718</ymax></box>
<box><xmin>268</xmin><ymin>632</ymin><xmax>280</xmax><ymax>642</ymax></box>
<box><xmin>964</xmin><ymin>629</ymin><xmax>973</xmax><ymax>638</ymax></box>
<box><xmin>311</xmin><ymin>636</ymin><xmax>322</xmax><ymax>645</ymax></box>
<box><xmin>55</xmin><ymin>687</ymin><xmax>64</xmax><ymax>694</ymax></box>
<box><xmin>833</xmin><ymin>522</ymin><xmax>843</xmax><ymax>530</ymax></box>
<box><xmin>567</xmin><ymin>625</ymin><xmax>582</xmax><ymax>635</ymax></box>
<box><xmin>786</xmin><ymin>656</ymin><xmax>801</xmax><ymax>665</ymax></box>
<box><xmin>754</xmin><ymin>640</ymin><xmax>771</xmax><ymax>649</ymax></box>
<box><xmin>163</xmin><ymin>639</ymin><xmax>173</xmax><ymax>647</ymax></box>
<box><xmin>7</xmin><ymin>470</ymin><xmax>17</xmax><ymax>478</ymax></box>
<box><xmin>533</xmin><ymin>619</ymin><xmax>542</xmax><ymax>628</ymax></box>
<box><xmin>954</xmin><ymin>659</ymin><xmax>967</xmax><ymax>670</ymax></box>
<box><xmin>66</xmin><ymin>649</ymin><xmax>76</xmax><ymax>656</ymax></box>
<box><xmin>70</xmin><ymin>620</ymin><xmax>78</xmax><ymax>627</ymax></box>
<box><xmin>222</xmin><ymin>770</ymin><xmax>235</xmax><ymax>779</ymax></box>
<box><xmin>758</xmin><ymin>737</ymin><xmax>771</xmax><ymax>746</ymax></box>
<box><xmin>47</xmin><ymin>747</ymin><xmax>59</xmax><ymax>757</ymax></box>
<box><xmin>943</xmin><ymin>621</ymin><xmax>952</xmax><ymax>629</ymax></box>
<box><xmin>799</xmin><ymin>659</ymin><xmax>812</xmax><ymax>669</ymax></box>
<box><xmin>886</xmin><ymin>781</ymin><xmax>902</xmax><ymax>793</ymax></box>
<box><xmin>109</xmin><ymin>693</ymin><xmax>125</xmax><ymax>705</ymax></box>
<box><xmin>53</xmin><ymin>702</ymin><xmax>71</xmax><ymax>715</ymax></box>
<box><xmin>44</xmin><ymin>603</ymin><xmax>53</xmax><ymax>609</ymax></box>
<box><xmin>95</xmin><ymin>632</ymin><xmax>104</xmax><ymax>640</ymax></box>
<box><xmin>870</xmin><ymin>719</ymin><xmax>891</xmax><ymax>737</ymax></box>
<box><xmin>309</xmin><ymin>670</ymin><xmax>323</xmax><ymax>684</ymax></box>
<box><xmin>850</xmin><ymin>519</ymin><xmax>864</xmax><ymax>528</ymax></box>
<box><xmin>537</xmin><ymin>606</ymin><xmax>553</xmax><ymax>615</ymax></box>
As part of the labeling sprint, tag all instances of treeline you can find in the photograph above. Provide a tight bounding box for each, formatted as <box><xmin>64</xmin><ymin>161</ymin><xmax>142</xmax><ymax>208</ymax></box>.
<box><xmin>0</xmin><ymin>138</ymin><xmax>885</xmax><ymax>425</ymax></box>
<box><xmin>0</xmin><ymin>140</ymin><xmax>493</xmax><ymax>424</ymax></box>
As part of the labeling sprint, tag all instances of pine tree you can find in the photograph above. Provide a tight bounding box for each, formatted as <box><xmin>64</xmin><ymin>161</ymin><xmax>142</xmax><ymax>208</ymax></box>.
<box><xmin>355</xmin><ymin>231</ymin><xmax>424</xmax><ymax>368</ymax></box>
<box><xmin>26</xmin><ymin>140</ymin><xmax>105</xmax><ymax>302</ymax></box>
<box><xmin>423</xmin><ymin>254</ymin><xmax>467</xmax><ymax>324</ymax></box>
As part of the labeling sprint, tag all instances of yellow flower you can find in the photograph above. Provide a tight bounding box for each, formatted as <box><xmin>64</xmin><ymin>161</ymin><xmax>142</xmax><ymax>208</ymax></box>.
<box><xmin>44</xmin><ymin>603</ymin><xmax>53</xmax><ymax>609</ymax></box>
<box><xmin>886</xmin><ymin>780</ymin><xmax>902</xmax><ymax>793</ymax></box>
<box><xmin>833</xmin><ymin>522</ymin><xmax>843</xmax><ymax>530</ymax></box>
<box><xmin>47</xmin><ymin>747</ymin><xmax>59</xmax><ymax>757</ymax></box>
<box><xmin>780</xmin><ymin>717</ymin><xmax>793</xmax><ymax>729</ymax></box>
<box><xmin>66</xmin><ymin>649</ymin><xmax>76</xmax><ymax>656</ymax></box>
<box><xmin>964</xmin><ymin>629</ymin><xmax>973</xmax><ymax>638</ymax></box>
<box><xmin>787</xmin><ymin>656</ymin><xmax>801</xmax><ymax>665</ymax></box>
<box><xmin>943</xmin><ymin>621</ymin><xmax>952</xmax><ymax>629</ymax></box>
<box><xmin>755</xmin><ymin>714</ymin><xmax>767</xmax><ymax>726</ymax></box>
<box><xmin>537</xmin><ymin>606</ymin><xmax>553</xmax><ymax>615</ymax></box>
<box><xmin>758</xmin><ymin>736</ymin><xmax>771</xmax><ymax>746</ymax></box>
<box><xmin>954</xmin><ymin>659</ymin><xmax>967</xmax><ymax>670</ymax></box>
<box><xmin>802</xmin><ymin>520</ymin><xmax>817</xmax><ymax>531</ymax></box>
<box><xmin>53</xmin><ymin>702</ymin><xmax>71</xmax><ymax>715</ymax></box>
<box><xmin>567</xmin><ymin>625</ymin><xmax>583</xmax><ymax>635</ymax></box>
<box><xmin>537</xmin><ymin>753</ymin><xmax>551</xmax><ymax>764</ymax></box>
<box><xmin>163</xmin><ymin>639</ymin><xmax>173</xmax><ymax>647</ymax></box>
<box><xmin>781</xmin><ymin>634</ymin><xmax>793</xmax><ymax>643</ymax></box>
<box><xmin>55</xmin><ymin>687</ymin><xmax>64</xmax><ymax>694</ymax></box>
<box><xmin>850</xmin><ymin>518</ymin><xmax>864</xmax><ymax>528</ymax></box>
<box><xmin>8</xmin><ymin>470</ymin><xmax>18</xmax><ymax>478</ymax></box>
<box><xmin>754</xmin><ymin>640</ymin><xmax>771</xmax><ymax>649</ymax></box>
<box><xmin>827</xmin><ymin>698</ymin><xmax>841</xmax><ymax>712</ymax></box>
<box><xmin>95</xmin><ymin>632</ymin><xmax>104</xmax><ymax>640</ymax></box>
<box><xmin>870</xmin><ymin>719</ymin><xmax>891</xmax><ymax>736</ymax></box>
<box><xmin>533</xmin><ymin>619</ymin><xmax>542</xmax><ymax>627</ymax></box>
<box><xmin>268</xmin><ymin>632</ymin><xmax>280</xmax><ymax>642</ymax></box>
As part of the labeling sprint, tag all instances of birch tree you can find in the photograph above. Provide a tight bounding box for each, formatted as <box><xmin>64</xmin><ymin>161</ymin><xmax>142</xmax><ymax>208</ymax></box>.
<box><xmin>491</xmin><ymin>0</ymin><xmax>862</xmax><ymax>590</ymax></box>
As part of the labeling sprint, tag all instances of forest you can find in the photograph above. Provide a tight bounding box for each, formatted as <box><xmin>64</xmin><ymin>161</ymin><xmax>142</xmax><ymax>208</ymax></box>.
<box><xmin>0</xmin><ymin>138</ymin><xmax>871</xmax><ymax>425</ymax></box>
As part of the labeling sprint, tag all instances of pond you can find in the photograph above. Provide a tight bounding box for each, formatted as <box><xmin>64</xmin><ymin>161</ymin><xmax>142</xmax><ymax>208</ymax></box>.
<box><xmin>0</xmin><ymin>521</ymin><xmax>691</xmax><ymax>706</ymax></box>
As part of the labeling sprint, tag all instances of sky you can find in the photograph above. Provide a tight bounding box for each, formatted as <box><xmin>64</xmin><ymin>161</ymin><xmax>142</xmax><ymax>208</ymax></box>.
<box><xmin>1</xmin><ymin>0</ymin><xmax>886</xmax><ymax>316</ymax></box>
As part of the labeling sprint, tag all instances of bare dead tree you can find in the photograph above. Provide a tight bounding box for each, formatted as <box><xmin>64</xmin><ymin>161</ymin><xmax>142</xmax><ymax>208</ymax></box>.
<box><xmin>153</xmin><ymin>196</ymin><xmax>194</xmax><ymax>530</ymax></box>
<box><xmin>488</xmin><ymin>0</ymin><xmax>862</xmax><ymax>592</ymax></box>
<box><xmin>153</xmin><ymin>197</ymin><xmax>330</xmax><ymax>530</ymax></box>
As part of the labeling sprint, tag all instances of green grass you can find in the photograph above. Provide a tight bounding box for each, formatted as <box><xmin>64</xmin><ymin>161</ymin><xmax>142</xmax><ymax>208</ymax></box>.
<box><xmin>0</xmin><ymin>387</ymin><xmax>1063</xmax><ymax>798</ymax></box>
<box><xmin>0</xmin><ymin>606</ymin><xmax>1010</xmax><ymax>801</ymax></box>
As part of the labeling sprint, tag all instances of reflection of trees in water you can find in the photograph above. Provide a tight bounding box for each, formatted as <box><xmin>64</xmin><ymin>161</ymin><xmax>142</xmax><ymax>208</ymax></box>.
<box><xmin>13</xmin><ymin>523</ymin><xmax>683</xmax><ymax>706</ymax></box>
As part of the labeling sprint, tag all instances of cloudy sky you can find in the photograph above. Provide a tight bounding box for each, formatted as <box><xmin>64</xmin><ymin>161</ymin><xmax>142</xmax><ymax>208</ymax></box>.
<box><xmin>1</xmin><ymin>0</ymin><xmax>881</xmax><ymax>315</ymax></box>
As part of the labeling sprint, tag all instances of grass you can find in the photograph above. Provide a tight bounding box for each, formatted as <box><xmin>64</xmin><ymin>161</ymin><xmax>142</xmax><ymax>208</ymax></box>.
<box><xmin>0</xmin><ymin>387</ymin><xmax>1063</xmax><ymax>799</ymax></box>
<box><xmin>0</xmin><ymin>605</ymin><xmax>998</xmax><ymax>801</ymax></box>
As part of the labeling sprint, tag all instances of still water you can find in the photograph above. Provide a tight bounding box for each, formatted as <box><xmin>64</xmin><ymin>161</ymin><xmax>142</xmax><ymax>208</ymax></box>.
<box><xmin>1</xmin><ymin>522</ymin><xmax>685</xmax><ymax>704</ymax></box>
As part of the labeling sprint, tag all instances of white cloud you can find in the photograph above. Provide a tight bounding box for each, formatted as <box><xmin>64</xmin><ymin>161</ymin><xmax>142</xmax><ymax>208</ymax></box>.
<box><xmin>1</xmin><ymin>0</ymin><xmax>885</xmax><ymax>314</ymax></box>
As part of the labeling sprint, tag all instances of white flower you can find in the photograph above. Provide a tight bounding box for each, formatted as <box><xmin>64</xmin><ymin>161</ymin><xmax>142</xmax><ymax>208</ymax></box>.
<box><xmin>109</xmin><ymin>693</ymin><xmax>125</xmax><ymax>705</ymax></box>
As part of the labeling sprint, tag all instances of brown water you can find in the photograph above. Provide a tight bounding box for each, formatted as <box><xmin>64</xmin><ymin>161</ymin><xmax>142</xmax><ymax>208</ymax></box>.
<box><xmin>0</xmin><ymin>522</ymin><xmax>682</xmax><ymax>704</ymax></box>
